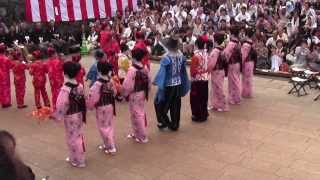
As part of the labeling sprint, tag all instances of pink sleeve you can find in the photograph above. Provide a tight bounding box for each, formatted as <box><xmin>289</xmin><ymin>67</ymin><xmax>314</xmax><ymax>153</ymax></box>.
<box><xmin>241</xmin><ymin>43</ymin><xmax>251</xmax><ymax>63</ymax></box>
<box><xmin>223</xmin><ymin>42</ymin><xmax>235</xmax><ymax>61</ymax></box>
<box><xmin>87</xmin><ymin>82</ymin><xmax>102</xmax><ymax>110</ymax></box>
<box><xmin>208</xmin><ymin>50</ymin><xmax>219</xmax><ymax>72</ymax></box>
<box><xmin>121</xmin><ymin>67</ymin><xmax>135</xmax><ymax>97</ymax></box>
<box><xmin>52</xmin><ymin>87</ymin><xmax>70</xmax><ymax>121</ymax></box>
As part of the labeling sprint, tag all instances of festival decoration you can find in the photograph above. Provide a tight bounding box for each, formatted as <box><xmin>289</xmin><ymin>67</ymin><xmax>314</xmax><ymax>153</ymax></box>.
<box><xmin>30</xmin><ymin>107</ymin><xmax>52</xmax><ymax>124</ymax></box>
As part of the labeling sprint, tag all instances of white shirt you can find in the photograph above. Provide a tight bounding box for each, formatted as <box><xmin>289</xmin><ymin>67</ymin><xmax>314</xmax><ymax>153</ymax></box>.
<box><xmin>235</xmin><ymin>12</ymin><xmax>251</xmax><ymax>22</ymax></box>
<box><xmin>190</xmin><ymin>8</ymin><xmax>198</xmax><ymax>18</ymax></box>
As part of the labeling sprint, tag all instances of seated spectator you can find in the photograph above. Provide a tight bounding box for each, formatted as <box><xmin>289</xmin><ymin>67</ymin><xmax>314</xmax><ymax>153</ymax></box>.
<box><xmin>308</xmin><ymin>43</ymin><xmax>320</xmax><ymax>72</ymax></box>
<box><xmin>292</xmin><ymin>39</ymin><xmax>311</xmax><ymax>68</ymax></box>
<box><xmin>271</xmin><ymin>39</ymin><xmax>285</xmax><ymax>72</ymax></box>
<box><xmin>235</xmin><ymin>5</ymin><xmax>250</xmax><ymax>23</ymax></box>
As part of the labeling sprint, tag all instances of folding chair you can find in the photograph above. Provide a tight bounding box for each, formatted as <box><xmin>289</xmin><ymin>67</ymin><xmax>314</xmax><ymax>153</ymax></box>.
<box><xmin>288</xmin><ymin>77</ymin><xmax>308</xmax><ymax>97</ymax></box>
<box><xmin>304</xmin><ymin>70</ymin><xmax>319</xmax><ymax>89</ymax></box>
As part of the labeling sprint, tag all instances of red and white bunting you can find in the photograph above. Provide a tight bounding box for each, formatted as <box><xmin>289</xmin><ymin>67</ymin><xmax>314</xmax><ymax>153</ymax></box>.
<box><xmin>25</xmin><ymin>0</ymin><xmax>136</xmax><ymax>22</ymax></box>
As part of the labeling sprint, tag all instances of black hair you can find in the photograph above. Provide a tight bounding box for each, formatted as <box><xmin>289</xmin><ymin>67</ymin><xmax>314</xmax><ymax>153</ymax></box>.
<box><xmin>230</xmin><ymin>25</ymin><xmax>240</xmax><ymax>37</ymax></box>
<box><xmin>120</xmin><ymin>43</ymin><xmax>129</xmax><ymax>53</ymax></box>
<box><xmin>0</xmin><ymin>130</ymin><xmax>16</xmax><ymax>180</ymax></box>
<box><xmin>246</xmin><ymin>28</ymin><xmax>255</xmax><ymax>38</ymax></box>
<box><xmin>97</xmin><ymin>61</ymin><xmax>113</xmax><ymax>76</ymax></box>
<box><xmin>132</xmin><ymin>48</ymin><xmax>146</xmax><ymax>62</ymax></box>
<box><xmin>63</xmin><ymin>61</ymin><xmax>81</xmax><ymax>79</ymax></box>
<box><xmin>94</xmin><ymin>49</ymin><xmax>105</xmax><ymax>59</ymax></box>
<box><xmin>206</xmin><ymin>40</ymin><xmax>214</xmax><ymax>52</ymax></box>
<box><xmin>166</xmin><ymin>37</ymin><xmax>179</xmax><ymax>51</ymax></box>
<box><xmin>195</xmin><ymin>37</ymin><xmax>206</xmax><ymax>49</ymax></box>
<box><xmin>214</xmin><ymin>33</ymin><xmax>226</xmax><ymax>45</ymax></box>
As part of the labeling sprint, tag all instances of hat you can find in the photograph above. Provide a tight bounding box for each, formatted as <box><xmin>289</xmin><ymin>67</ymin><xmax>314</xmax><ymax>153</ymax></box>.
<box><xmin>164</xmin><ymin>36</ymin><xmax>179</xmax><ymax>51</ymax></box>
<box><xmin>32</xmin><ymin>50</ymin><xmax>41</xmax><ymax>59</ymax></box>
<box><xmin>47</xmin><ymin>47</ymin><xmax>56</xmax><ymax>57</ymax></box>
<box><xmin>72</xmin><ymin>54</ymin><xmax>81</xmax><ymax>62</ymax></box>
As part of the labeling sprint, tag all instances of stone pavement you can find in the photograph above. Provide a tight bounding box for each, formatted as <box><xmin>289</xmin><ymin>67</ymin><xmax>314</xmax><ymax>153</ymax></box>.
<box><xmin>1</xmin><ymin>55</ymin><xmax>320</xmax><ymax>180</ymax></box>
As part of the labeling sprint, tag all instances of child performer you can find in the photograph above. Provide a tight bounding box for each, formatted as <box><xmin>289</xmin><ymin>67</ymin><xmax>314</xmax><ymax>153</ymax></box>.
<box><xmin>29</xmin><ymin>50</ymin><xmax>50</xmax><ymax>109</ymax></box>
<box><xmin>224</xmin><ymin>26</ymin><xmax>242</xmax><ymax>105</ymax></box>
<box><xmin>45</xmin><ymin>47</ymin><xmax>64</xmax><ymax>110</ymax></box>
<box><xmin>87</xmin><ymin>61</ymin><xmax>117</xmax><ymax>154</ymax></box>
<box><xmin>117</xmin><ymin>43</ymin><xmax>131</xmax><ymax>101</ymax></box>
<box><xmin>118</xmin><ymin>43</ymin><xmax>131</xmax><ymax>85</ymax></box>
<box><xmin>72</xmin><ymin>55</ymin><xmax>86</xmax><ymax>85</ymax></box>
<box><xmin>0</xmin><ymin>44</ymin><xmax>12</xmax><ymax>108</ymax></box>
<box><xmin>241</xmin><ymin>28</ymin><xmax>257</xmax><ymax>98</ymax></box>
<box><xmin>190</xmin><ymin>36</ymin><xmax>209</xmax><ymax>122</ymax></box>
<box><xmin>87</xmin><ymin>50</ymin><xmax>105</xmax><ymax>87</ymax></box>
<box><xmin>134</xmin><ymin>32</ymin><xmax>150</xmax><ymax>71</ymax></box>
<box><xmin>122</xmin><ymin>48</ymin><xmax>150</xmax><ymax>143</ymax></box>
<box><xmin>52</xmin><ymin>61</ymin><xmax>86</xmax><ymax>168</ymax></box>
<box><xmin>11</xmin><ymin>51</ymin><xmax>28</xmax><ymax>109</ymax></box>
<box><xmin>208</xmin><ymin>32</ymin><xmax>229</xmax><ymax>112</ymax></box>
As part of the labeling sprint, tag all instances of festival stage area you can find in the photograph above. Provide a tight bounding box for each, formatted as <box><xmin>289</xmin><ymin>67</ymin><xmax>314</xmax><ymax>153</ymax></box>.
<box><xmin>1</xmin><ymin>55</ymin><xmax>320</xmax><ymax>180</ymax></box>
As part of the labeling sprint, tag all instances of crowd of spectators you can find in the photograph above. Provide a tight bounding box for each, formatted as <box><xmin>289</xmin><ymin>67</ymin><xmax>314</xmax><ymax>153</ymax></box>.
<box><xmin>1</xmin><ymin>0</ymin><xmax>320</xmax><ymax>72</ymax></box>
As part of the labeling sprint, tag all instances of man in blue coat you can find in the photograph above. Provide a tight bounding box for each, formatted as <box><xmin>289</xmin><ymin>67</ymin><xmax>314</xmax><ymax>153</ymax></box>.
<box><xmin>153</xmin><ymin>36</ymin><xmax>190</xmax><ymax>131</ymax></box>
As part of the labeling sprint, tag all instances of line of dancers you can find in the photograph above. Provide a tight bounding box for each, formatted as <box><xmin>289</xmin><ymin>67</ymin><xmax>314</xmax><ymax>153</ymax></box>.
<box><xmin>0</xmin><ymin>25</ymin><xmax>256</xmax><ymax>168</ymax></box>
<box><xmin>189</xmin><ymin>26</ymin><xmax>257</xmax><ymax>122</ymax></box>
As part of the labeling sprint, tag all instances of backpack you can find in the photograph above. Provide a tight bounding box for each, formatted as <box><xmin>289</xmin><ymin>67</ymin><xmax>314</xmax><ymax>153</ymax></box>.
<box><xmin>97</xmin><ymin>79</ymin><xmax>116</xmax><ymax>115</ymax></box>
<box><xmin>229</xmin><ymin>44</ymin><xmax>242</xmax><ymax>64</ymax></box>
<box><xmin>66</xmin><ymin>83</ymin><xmax>87</xmax><ymax>123</ymax></box>
<box><xmin>133</xmin><ymin>64</ymin><xmax>149</xmax><ymax>100</ymax></box>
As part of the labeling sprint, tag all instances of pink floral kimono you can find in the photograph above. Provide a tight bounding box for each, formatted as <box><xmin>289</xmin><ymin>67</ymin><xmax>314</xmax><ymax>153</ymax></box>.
<box><xmin>121</xmin><ymin>64</ymin><xmax>150</xmax><ymax>143</ymax></box>
<box><xmin>52</xmin><ymin>82</ymin><xmax>86</xmax><ymax>167</ymax></box>
<box><xmin>87</xmin><ymin>78</ymin><xmax>117</xmax><ymax>152</ymax></box>
<box><xmin>224</xmin><ymin>39</ymin><xmax>242</xmax><ymax>105</ymax></box>
<box><xmin>208</xmin><ymin>46</ymin><xmax>229</xmax><ymax>111</ymax></box>
<box><xmin>241</xmin><ymin>40</ymin><xmax>255</xmax><ymax>98</ymax></box>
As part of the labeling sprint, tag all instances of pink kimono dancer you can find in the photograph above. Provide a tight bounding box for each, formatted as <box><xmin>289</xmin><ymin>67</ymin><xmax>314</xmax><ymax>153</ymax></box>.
<box><xmin>228</xmin><ymin>63</ymin><xmax>241</xmax><ymax>105</ymax></box>
<box><xmin>128</xmin><ymin>91</ymin><xmax>148</xmax><ymax>143</ymax></box>
<box><xmin>210</xmin><ymin>70</ymin><xmax>229</xmax><ymax>111</ymax></box>
<box><xmin>242</xmin><ymin>61</ymin><xmax>254</xmax><ymax>98</ymax></box>
<box><xmin>53</xmin><ymin>86</ymin><xmax>86</xmax><ymax>167</ymax></box>
<box><xmin>63</xmin><ymin>113</ymin><xmax>86</xmax><ymax>167</ymax></box>
<box><xmin>122</xmin><ymin>66</ymin><xmax>149</xmax><ymax>143</ymax></box>
<box><xmin>95</xmin><ymin>105</ymin><xmax>116</xmax><ymax>151</ymax></box>
<box><xmin>87</xmin><ymin>80</ymin><xmax>117</xmax><ymax>153</ymax></box>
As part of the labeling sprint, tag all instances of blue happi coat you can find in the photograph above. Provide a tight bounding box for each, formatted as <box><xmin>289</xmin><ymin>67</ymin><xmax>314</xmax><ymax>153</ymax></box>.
<box><xmin>153</xmin><ymin>51</ymin><xmax>190</xmax><ymax>104</ymax></box>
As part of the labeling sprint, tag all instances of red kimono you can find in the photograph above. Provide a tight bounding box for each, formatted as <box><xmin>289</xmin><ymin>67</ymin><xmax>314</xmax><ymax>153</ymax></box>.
<box><xmin>134</xmin><ymin>40</ymin><xmax>150</xmax><ymax>71</ymax></box>
<box><xmin>29</xmin><ymin>60</ymin><xmax>50</xmax><ymax>109</ymax></box>
<box><xmin>45</xmin><ymin>57</ymin><xmax>64</xmax><ymax>110</ymax></box>
<box><xmin>12</xmin><ymin>60</ymin><xmax>28</xmax><ymax>107</ymax></box>
<box><xmin>100</xmin><ymin>31</ymin><xmax>120</xmax><ymax>75</ymax></box>
<box><xmin>0</xmin><ymin>54</ymin><xmax>12</xmax><ymax>107</ymax></box>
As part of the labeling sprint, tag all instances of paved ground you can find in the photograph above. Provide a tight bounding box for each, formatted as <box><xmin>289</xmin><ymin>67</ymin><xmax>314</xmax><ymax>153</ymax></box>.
<box><xmin>1</xmin><ymin>55</ymin><xmax>320</xmax><ymax>180</ymax></box>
